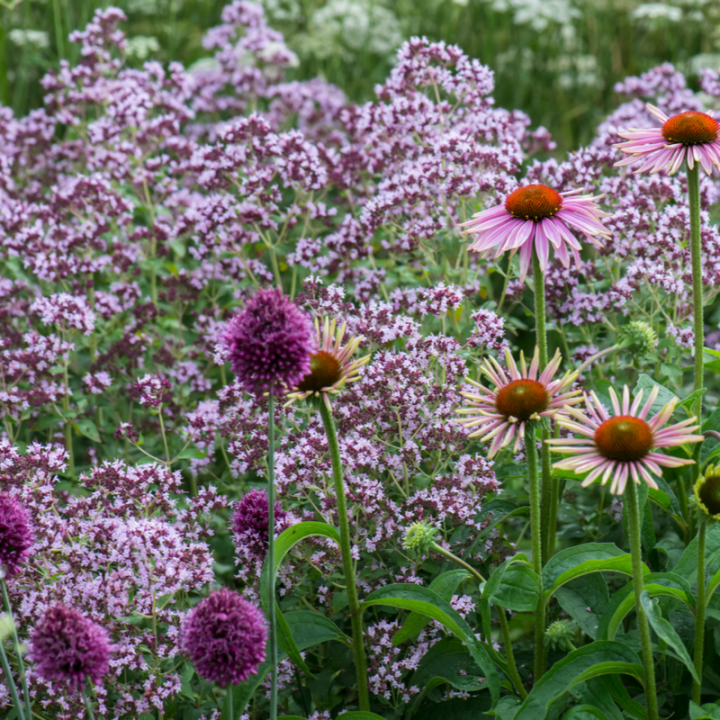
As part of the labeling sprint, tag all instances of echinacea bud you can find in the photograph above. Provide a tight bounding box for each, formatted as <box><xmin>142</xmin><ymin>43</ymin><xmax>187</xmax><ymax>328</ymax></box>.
<box><xmin>694</xmin><ymin>465</ymin><xmax>720</xmax><ymax>522</ymax></box>
<box><xmin>0</xmin><ymin>493</ymin><xmax>34</xmax><ymax>580</ymax></box>
<box><xmin>403</xmin><ymin>521</ymin><xmax>438</xmax><ymax>556</ymax></box>
<box><xmin>220</xmin><ymin>289</ymin><xmax>314</xmax><ymax>396</ymax></box>
<box><xmin>180</xmin><ymin>588</ymin><xmax>266</xmax><ymax>686</ymax></box>
<box><xmin>617</xmin><ymin>321</ymin><xmax>657</xmax><ymax>357</ymax></box>
<box><xmin>0</xmin><ymin>612</ymin><xmax>15</xmax><ymax>642</ymax></box>
<box><xmin>29</xmin><ymin>604</ymin><xmax>111</xmax><ymax>692</ymax></box>
<box><xmin>544</xmin><ymin>619</ymin><xmax>578</xmax><ymax>651</ymax></box>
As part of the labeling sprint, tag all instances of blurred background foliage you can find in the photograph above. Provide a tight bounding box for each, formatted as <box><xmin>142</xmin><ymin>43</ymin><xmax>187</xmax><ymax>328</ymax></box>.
<box><xmin>2</xmin><ymin>0</ymin><xmax>720</xmax><ymax>152</ymax></box>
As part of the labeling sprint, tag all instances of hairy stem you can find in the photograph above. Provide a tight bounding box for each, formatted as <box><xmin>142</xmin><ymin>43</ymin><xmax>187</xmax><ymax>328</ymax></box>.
<box><xmin>498</xmin><ymin>607</ymin><xmax>528</xmax><ymax>699</ymax></box>
<box><xmin>625</xmin><ymin>479</ymin><xmax>659</xmax><ymax>720</ymax></box>
<box><xmin>267</xmin><ymin>394</ymin><xmax>278</xmax><ymax>720</ymax></box>
<box><xmin>525</xmin><ymin>423</ymin><xmax>546</xmax><ymax>681</ymax></box>
<box><xmin>693</xmin><ymin>520</ymin><xmax>707</xmax><ymax>703</ymax></box>
<box><xmin>319</xmin><ymin>402</ymin><xmax>370</xmax><ymax>710</ymax></box>
<box><xmin>532</xmin><ymin>249</ymin><xmax>553</xmax><ymax>563</ymax></box>
<box><xmin>1</xmin><ymin>581</ymin><xmax>31</xmax><ymax>718</ymax></box>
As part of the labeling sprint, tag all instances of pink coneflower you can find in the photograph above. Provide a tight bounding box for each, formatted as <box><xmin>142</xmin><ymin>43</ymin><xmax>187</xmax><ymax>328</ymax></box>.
<box><xmin>615</xmin><ymin>104</ymin><xmax>720</xmax><ymax>176</ymax></box>
<box><xmin>456</xmin><ymin>347</ymin><xmax>580</xmax><ymax>457</ymax></box>
<box><xmin>459</xmin><ymin>185</ymin><xmax>610</xmax><ymax>280</ymax></box>
<box><xmin>548</xmin><ymin>385</ymin><xmax>704</xmax><ymax>495</ymax></box>
<box><xmin>285</xmin><ymin>317</ymin><xmax>370</xmax><ymax>410</ymax></box>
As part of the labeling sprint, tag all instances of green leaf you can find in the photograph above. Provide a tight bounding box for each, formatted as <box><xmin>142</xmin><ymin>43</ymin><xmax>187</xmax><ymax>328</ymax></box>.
<box><xmin>74</xmin><ymin>418</ymin><xmax>100</xmax><ymax>443</ymax></box>
<box><xmin>554</xmin><ymin>574</ymin><xmax>609</xmax><ymax>640</ymax></box>
<box><xmin>275</xmin><ymin>604</ymin><xmax>313</xmax><ymax>676</ymax></box>
<box><xmin>599</xmin><ymin>674</ymin><xmax>648</xmax><ymax>719</ymax></box>
<box><xmin>597</xmin><ymin>573</ymin><xmax>695</xmax><ymax>641</ymax></box>
<box><xmin>689</xmin><ymin>701</ymin><xmax>720</xmax><ymax>720</ymax></box>
<box><xmin>259</xmin><ymin>522</ymin><xmax>340</xmax><ymax>611</ymax></box>
<box><xmin>562</xmin><ymin>705</ymin><xmax>611</xmax><ymax>720</ymax></box>
<box><xmin>543</xmin><ymin>544</ymin><xmax>639</xmax><ymax>601</ymax></box>
<box><xmin>513</xmin><ymin>642</ymin><xmax>644</xmax><ymax>720</ymax></box>
<box><xmin>479</xmin><ymin>554</ymin><xmax>531</xmax><ymax>640</ymax></box>
<box><xmin>672</xmin><ymin>522</ymin><xmax>720</xmax><ymax>583</ymax></box>
<box><xmin>648</xmin><ymin>476</ymin><xmax>687</xmax><ymax>532</ymax></box>
<box><xmin>393</xmin><ymin>569</ymin><xmax>470</xmax><ymax>645</ymax></box>
<box><xmin>414</xmin><ymin>695</ymin><xmax>492</xmax><ymax>720</ymax></box>
<box><xmin>575</xmin><ymin>677</ymin><xmax>624</xmax><ymax>720</ymax></box>
<box><xmin>177</xmin><ymin>448</ymin><xmax>207</xmax><ymax>460</ymax></box>
<box><xmin>640</xmin><ymin>590</ymin><xmax>699</xmax><ymax>683</ymax></box>
<box><xmin>329</xmin><ymin>714</ymin><xmax>388</xmax><ymax>720</ymax></box>
<box><xmin>490</xmin><ymin>563</ymin><xmax>540</xmax><ymax>612</ymax></box>
<box><xmin>362</xmin><ymin>583</ymin><xmax>500</xmax><ymax>706</ymax></box>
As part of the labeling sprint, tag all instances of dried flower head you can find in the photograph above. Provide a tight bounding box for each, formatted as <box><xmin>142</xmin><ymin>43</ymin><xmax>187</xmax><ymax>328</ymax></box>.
<box><xmin>548</xmin><ymin>385</ymin><xmax>704</xmax><ymax>495</ymax></box>
<box><xmin>615</xmin><ymin>104</ymin><xmax>720</xmax><ymax>175</ymax></box>
<box><xmin>180</xmin><ymin>588</ymin><xmax>267</xmax><ymax>686</ymax></box>
<box><xmin>29</xmin><ymin>604</ymin><xmax>111</xmax><ymax>692</ymax></box>
<box><xmin>694</xmin><ymin>465</ymin><xmax>720</xmax><ymax>521</ymax></box>
<box><xmin>457</xmin><ymin>347</ymin><xmax>580</xmax><ymax>457</ymax></box>
<box><xmin>460</xmin><ymin>185</ymin><xmax>610</xmax><ymax>280</ymax></box>
<box><xmin>220</xmin><ymin>289</ymin><xmax>314</xmax><ymax>395</ymax></box>
<box><xmin>286</xmin><ymin>317</ymin><xmax>370</xmax><ymax>409</ymax></box>
<box><xmin>0</xmin><ymin>493</ymin><xmax>33</xmax><ymax>580</ymax></box>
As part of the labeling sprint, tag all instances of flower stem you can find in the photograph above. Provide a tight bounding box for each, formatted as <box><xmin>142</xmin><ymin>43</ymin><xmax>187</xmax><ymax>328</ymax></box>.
<box><xmin>82</xmin><ymin>684</ymin><xmax>96</xmax><ymax>720</ymax></box>
<box><xmin>693</xmin><ymin>520</ymin><xmax>707</xmax><ymax>703</ymax></box>
<box><xmin>318</xmin><ymin>402</ymin><xmax>370</xmax><ymax>711</ymax></box>
<box><xmin>532</xmin><ymin>249</ymin><xmax>553</xmax><ymax>564</ymax></box>
<box><xmin>267</xmin><ymin>394</ymin><xmax>278</xmax><ymax>720</ymax></box>
<box><xmin>624</xmin><ymin>479</ymin><xmax>659</xmax><ymax>720</ymax></box>
<box><xmin>687</xmin><ymin>163</ymin><xmax>703</xmax><ymax>422</ymax></box>
<box><xmin>430</xmin><ymin>542</ymin><xmax>485</xmax><ymax>583</ymax></box>
<box><xmin>227</xmin><ymin>683</ymin><xmax>234</xmax><ymax>720</ymax></box>
<box><xmin>0</xmin><ymin>632</ymin><xmax>26</xmax><ymax>720</ymax></box>
<box><xmin>525</xmin><ymin>423</ymin><xmax>546</xmax><ymax>682</ymax></box>
<box><xmin>498</xmin><ymin>606</ymin><xmax>528</xmax><ymax>700</ymax></box>
<box><xmin>1</xmin><ymin>581</ymin><xmax>31</xmax><ymax>718</ymax></box>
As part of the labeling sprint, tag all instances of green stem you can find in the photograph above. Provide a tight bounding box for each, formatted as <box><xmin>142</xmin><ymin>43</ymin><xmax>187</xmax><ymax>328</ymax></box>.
<box><xmin>625</xmin><ymin>479</ymin><xmax>659</xmax><ymax>720</ymax></box>
<box><xmin>267</xmin><ymin>394</ymin><xmax>278</xmax><ymax>720</ymax></box>
<box><xmin>498</xmin><ymin>607</ymin><xmax>528</xmax><ymax>700</ymax></box>
<box><xmin>688</xmin><ymin>164</ymin><xmax>704</xmax><ymax>495</ymax></box>
<box><xmin>158</xmin><ymin>407</ymin><xmax>171</xmax><ymax>466</ymax></box>
<box><xmin>1</xmin><ymin>581</ymin><xmax>31</xmax><ymax>718</ymax></box>
<box><xmin>431</xmin><ymin>542</ymin><xmax>486</xmax><ymax>583</ymax></box>
<box><xmin>319</xmin><ymin>402</ymin><xmax>370</xmax><ymax>711</ymax></box>
<box><xmin>693</xmin><ymin>520</ymin><xmax>707</xmax><ymax>703</ymax></box>
<box><xmin>0</xmin><ymin>633</ymin><xmax>26</xmax><ymax>720</ymax></box>
<box><xmin>525</xmin><ymin>423</ymin><xmax>546</xmax><ymax>681</ymax></box>
<box><xmin>532</xmin><ymin>249</ymin><xmax>553</xmax><ymax>564</ymax></box>
<box><xmin>227</xmin><ymin>683</ymin><xmax>234</xmax><ymax>720</ymax></box>
<box><xmin>83</xmin><ymin>685</ymin><xmax>96</xmax><ymax>720</ymax></box>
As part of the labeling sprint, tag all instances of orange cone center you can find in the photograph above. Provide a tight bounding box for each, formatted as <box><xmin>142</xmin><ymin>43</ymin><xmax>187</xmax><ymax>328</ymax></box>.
<box><xmin>504</xmin><ymin>184</ymin><xmax>563</xmax><ymax>221</ymax></box>
<box><xmin>594</xmin><ymin>416</ymin><xmax>653</xmax><ymax>461</ymax></box>
<box><xmin>297</xmin><ymin>351</ymin><xmax>342</xmax><ymax>393</ymax></box>
<box><xmin>661</xmin><ymin>111</ymin><xmax>719</xmax><ymax>145</ymax></box>
<box><xmin>495</xmin><ymin>379</ymin><xmax>549</xmax><ymax>421</ymax></box>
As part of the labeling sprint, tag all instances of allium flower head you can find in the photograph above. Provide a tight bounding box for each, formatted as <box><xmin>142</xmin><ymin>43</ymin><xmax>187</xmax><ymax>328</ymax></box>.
<box><xmin>286</xmin><ymin>317</ymin><xmax>370</xmax><ymax>410</ymax></box>
<box><xmin>29</xmin><ymin>604</ymin><xmax>111</xmax><ymax>692</ymax></box>
<box><xmin>548</xmin><ymin>385</ymin><xmax>704</xmax><ymax>495</ymax></box>
<box><xmin>460</xmin><ymin>185</ymin><xmax>610</xmax><ymax>280</ymax></box>
<box><xmin>694</xmin><ymin>465</ymin><xmax>720</xmax><ymax>521</ymax></box>
<box><xmin>230</xmin><ymin>489</ymin><xmax>287</xmax><ymax>552</ymax></box>
<box><xmin>220</xmin><ymin>289</ymin><xmax>314</xmax><ymax>395</ymax></box>
<box><xmin>180</xmin><ymin>588</ymin><xmax>266</xmax><ymax>686</ymax></box>
<box><xmin>457</xmin><ymin>347</ymin><xmax>580</xmax><ymax>457</ymax></box>
<box><xmin>0</xmin><ymin>493</ymin><xmax>33</xmax><ymax>580</ymax></box>
<box><xmin>615</xmin><ymin>104</ymin><xmax>720</xmax><ymax>176</ymax></box>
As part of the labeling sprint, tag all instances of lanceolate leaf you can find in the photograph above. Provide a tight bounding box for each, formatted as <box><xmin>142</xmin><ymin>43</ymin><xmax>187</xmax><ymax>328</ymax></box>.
<box><xmin>513</xmin><ymin>642</ymin><xmax>643</xmax><ymax>720</ymax></box>
<box><xmin>259</xmin><ymin>522</ymin><xmax>340</xmax><ymax>611</ymax></box>
<box><xmin>362</xmin><ymin>583</ymin><xmax>500</xmax><ymax>706</ymax></box>
<box><xmin>393</xmin><ymin>569</ymin><xmax>470</xmax><ymax>645</ymax></box>
<box><xmin>640</xmin><ymin>591</ymin><xmax>699</xmax><ymax>683</ymax></box>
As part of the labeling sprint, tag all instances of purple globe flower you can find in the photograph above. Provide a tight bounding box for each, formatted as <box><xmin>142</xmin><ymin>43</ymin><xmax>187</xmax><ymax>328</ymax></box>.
<box><xmin>29</xmin><ymin>604</ymin><xmax>111</xmax><ymax>692</ymax></box>
<box><xmin>0</xmin><ymin>493</ymin><xmax>34</xmax><ymax>580</ymax></box>
<box><xmin>230</xmin><ymin>489</ymin><xmax>288</xmax><ymax>553</ymax></box>
<box><xmin>220</xmin><ymin>288</ymin><xmax>314</xmax><ymax>395</ymax></box>
<box><xmin>180</xmin><ymin>588</ymin><xmax>267</xmax><ymax>686</ymax></box>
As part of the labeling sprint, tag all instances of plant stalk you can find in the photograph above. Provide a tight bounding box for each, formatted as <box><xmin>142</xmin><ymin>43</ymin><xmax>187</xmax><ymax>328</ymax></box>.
<box><xmin>227</xmin><ymin>683</ymin><xmax>234</xmax><ymax>720</ymax></box>
<box><xmin>1</xmin><ymin>581</ymin><xmax>31</xmax><ymax>717</ymax></box>
<box><xmin>319</xmin><ymin>402</ymin><xmax>370</xmax><ymax>710</ymax></box>
<box><xmin>687</xmin><ymin>163</ymin><xmax>703</xmax><ymax>423</ymax></box>
<box><xmin>82</xmin><ymin>684</ymin><xmax>96</xmax><ymax>720</ymax></box>
<box><xmin>625</xmin><ymin>479</ymin><xmax>659</xmax><ymax>720</ymax></box>
<box><xmin>267</xmin><ymin>394</ymin><xmax>278</xmax><ymax>720</ymax></box>
<box><xmin>0</xmin><ymin>633</ymin><xmax>26</xmax><ymax>720</ymax></box>
<box><xmin>532</xmin><ymin>249</ymin><xmax>553</xmax><ymax>563</ymax></box>
<box><xmin>693</xmin><ymin>520</ymin><xmax>707</xmax><ymax>703</ymax></box>
<box><xmin>525</xmin><ymin>423</ymin><xmax>546</xmax><ymax>682</ymax></box>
